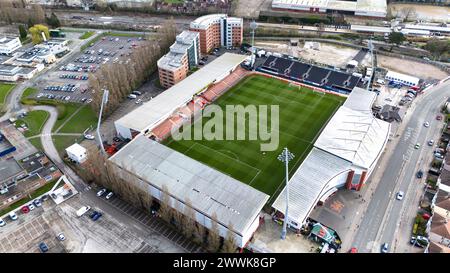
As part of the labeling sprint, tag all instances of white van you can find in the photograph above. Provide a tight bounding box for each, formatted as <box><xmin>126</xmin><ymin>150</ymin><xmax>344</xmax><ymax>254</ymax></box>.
<box><xmin>76</xmin><ymin>206</ymin><xmax>91</xmax><ymax>217</ymax></box>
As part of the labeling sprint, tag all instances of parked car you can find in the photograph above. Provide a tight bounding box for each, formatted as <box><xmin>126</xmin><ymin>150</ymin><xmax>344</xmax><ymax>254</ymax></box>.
<box><xmin>9</xmin><ymin>212</ymin><xmax>17</xmax><ymax>220</ymax></box>
<box><xmin>76</xmin><ymin>206</ymin><xmax>91</xmax><ymax>217</ymax></box>
<box><xmin>0</xmin><ymin>218</ymin><xmax>5</xmax><ymax>227</ymax></box>
<box><xmin>97</xmin><ymin>188</ymin><xmax>107</xmax><ymax>197</ymax></box>
<box><xmin>21</xmin><ymin>205</ymin><xmax>30</xmax><ymax>214</ymax></box>
<box><xmin>135</xmin><ymin>99</ymin><xmax>142</xmax><ymax>104</ymax></box>
<box><xmin>84</xmin><ymin>134</ymin><xmax>95</xmax><ymax>140</ymax></box>
<box><xmin>416</xmin><ymin>170</ymin><xmax>423</xmax><ymax>179</ymax></box>
<box><xmin>33</xmin><ymin>199</ymin><xmax>42</xmax><ymax>207</ymax></box>
<box><xmin>381</xmin><ymin>243</ymin><xmax>389</xmax><ymax>253</ymax></box>
<box><xmin>396</xmin><ymin>191</ymin><xmax>404</xmax><ymax>201</ymax></box>
<box><xmin>410</xmin><ymin>236</ymin><xmax>429</xmax><ymax>247</ymax></box>
<box><xmin>428</xmin><ymin>139</ymin><xmax>434</xmax><ymax>146</ymax></box>
<box><xmin>90</xmin><ymin>211</ymin><xmax>103</xmax><ymax>221</ymax></box>
<box><xmin>28</xmin><ymin>203</ymin><xmax>35</xmax><ymax>211</ymax></box>
<box><xmin>127</xmin><ymin>94</ymin><xmax>137</xmax><ymax>99</ymax></box>
<box><xmin>132</xmin><ymin>91</ymin><xmax>142</xmax><ymax>96</ymax></box>
<box><xmin>106</xmin><ymin>192</ymin><xmax>114</xmax><ymax>200</ymax></box>
<box><xmin>39</xmin><ymin>242</ymin><xmax>49</xmax><ymax>253</ymax></box>
<box><xmin>57</xmin><ymin>233</ymin><xmax>66</xmax><ymax>241</ymax></box>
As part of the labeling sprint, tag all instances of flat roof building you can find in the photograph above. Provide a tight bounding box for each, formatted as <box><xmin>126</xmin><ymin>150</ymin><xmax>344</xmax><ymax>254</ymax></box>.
<box><xmin>0</xmin><ymin>64</ymin><xmax>41</xmax><ymax>82</ymax></box>
<box><xmin>385</xmin><ymin>70</ymin><xmax>420</xmax><ymax>87</ymax></box>
<box><xmin>0</xmin><ymin>36</ymin><xmax>22</xmax><ymax>55</ymax></box>
<box><xmin>272</xmin><ymin>0</ymin><xmax>387</xmax><ymax>18</ymax></box>
<box><xmin>157</xmin><ymin>31</ymin><xmax>200</xmax><ymax>88</ymax></box>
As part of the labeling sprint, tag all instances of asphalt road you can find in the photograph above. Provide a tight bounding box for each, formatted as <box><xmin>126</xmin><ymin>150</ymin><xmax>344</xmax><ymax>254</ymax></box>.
<box><xmin>351</xmin><ymin>79</ymin><xmax>450</xmax><ymax>253</ymax></box>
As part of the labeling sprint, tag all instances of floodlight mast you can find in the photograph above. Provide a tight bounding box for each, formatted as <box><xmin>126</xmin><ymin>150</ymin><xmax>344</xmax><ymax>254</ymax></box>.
<box><xmin>249</xmin><ymin>20</ymin><xmax>258</xmax><ymax>67</ymax></box>
<box><xmin>366</xmin><ymin>39</ymin><xmax>375</xmax><ymax>92</ymax></box>
<box><xmin>97</xmin><ymin>89</ymin><xmax>109</xmax><ymax>155</ymax></box>
<box><xmin>250</xmin><ymin>20</ymin><xmax>258</xmax><ymax>48</ymax></box>
<box><xmin>278</xmin><ymin>148</ymin><xmax>294</xmax><ymax>240</ymax></box>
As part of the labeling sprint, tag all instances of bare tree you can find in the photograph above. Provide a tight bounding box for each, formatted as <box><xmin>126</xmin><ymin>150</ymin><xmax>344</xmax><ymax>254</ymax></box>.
<box><xmin>206</xmin><ymin>213</ymin><xmax>221</xmax><ymax>253</ymax></box>
<box><xmin>221</xmin><ymin>224</ymin><xmax>237</xmax><ymax>253</ymax></box>
<box><xmin>193</xmin><ymin>222</ymin><xmax>206</xmax><ymax>245</ymax></box>
<box><xmin>159</xmin><ymin>184</ymin><xmax>173</xmax><ymax>223</ymax></box>
<box><xmin>401</xmin><ymin>7</ymin><xmax>417</xmax><ymax>22</ymax></box>
<box><xmin>183</xmin><ymin>199</ymin><xmax>197</xmax><ymax>239</ymax></box>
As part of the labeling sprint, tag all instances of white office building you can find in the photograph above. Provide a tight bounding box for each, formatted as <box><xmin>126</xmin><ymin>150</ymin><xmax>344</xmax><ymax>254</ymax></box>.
<box><xmin>0</xmin><ymin>37</ymin><xmax>22</xmax><ymax>55</ymax></box>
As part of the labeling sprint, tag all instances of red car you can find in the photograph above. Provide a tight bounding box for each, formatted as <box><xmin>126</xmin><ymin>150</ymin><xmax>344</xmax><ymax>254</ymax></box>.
<box><xmin>349</xmin><ymin>247</ymin><xmax>358</xmax><ymax>253</ymax></box>
<box><xmin>437</xmin><ymin>115</ymin><xmax>442</xmax><ymax>121</ymax></box>
<box><xmin>21</xmin><ymin>206</ymin><xmax>30</xmax><ymax>214</ymax></box>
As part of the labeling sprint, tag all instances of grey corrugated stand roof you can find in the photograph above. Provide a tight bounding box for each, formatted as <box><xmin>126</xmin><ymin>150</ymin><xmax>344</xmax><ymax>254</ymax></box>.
<box><xmin>115</xmin><ymin>53</ymin><xmax>247</xmax><ymax>133</ymax></box>
<box><xmin>110</xmin><ymin>135</ymin><xmax>269</xmax><ymax>235</ymax></box>
<box><xmin>272</xmin><ymin>147</ymin><xmax>352</xmax><ymax>226</ymax></box>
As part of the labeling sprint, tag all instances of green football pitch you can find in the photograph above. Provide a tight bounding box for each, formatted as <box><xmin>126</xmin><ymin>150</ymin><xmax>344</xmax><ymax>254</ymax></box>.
<box><xmin>165</xmin><ymin>75</ymin><xmax>345</xmax><ymax>202</ymax></box>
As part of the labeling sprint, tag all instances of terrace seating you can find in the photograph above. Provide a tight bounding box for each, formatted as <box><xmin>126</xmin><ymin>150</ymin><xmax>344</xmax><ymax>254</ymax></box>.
<box><xmin>305</xmin><ymin>66</ymin><xmax>329</xmax><ymax>85</ymax></box>
<box><xmin>258</xmin><ymin>56</ymin><xmax>361</xmax><ymax>92</ymax></box>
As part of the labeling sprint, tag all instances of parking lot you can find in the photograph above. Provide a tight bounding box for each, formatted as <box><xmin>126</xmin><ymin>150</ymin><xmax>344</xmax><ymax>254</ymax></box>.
<box><xmin>0</xmin><ymin>185</ymin><xmax>199</xmax><ymax>253</ymax></box>
<box><xmin>32</xmin><ymin>35</ymin><xmax>147</xmax><ymax>104</ymax></box>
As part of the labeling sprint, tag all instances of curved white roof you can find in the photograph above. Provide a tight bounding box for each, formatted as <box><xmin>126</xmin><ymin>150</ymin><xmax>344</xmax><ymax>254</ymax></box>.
<box><xmin>272</xmin><ymin>147</ymin><xmax>352</xmax><ymax>226</ymax></box>
<box><xmin>314</xmin><ymin>105</ymin><xmax>390</xmax><ymax>169</ymax></box>
<box><xmin>190</xmin><ymin>14</ymin><xmax>227</xmax><ymax>30</ymax></box>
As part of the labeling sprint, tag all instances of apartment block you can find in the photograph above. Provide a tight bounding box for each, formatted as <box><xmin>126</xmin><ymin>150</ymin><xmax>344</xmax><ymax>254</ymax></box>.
<box><xmin>157</xmin><ymin>31</ymin><xmax>200</xmax><ymax>89</ymax></box>
<box><xmin>190</xmin><ymin>14</ymin><xmax>243</xmax><ymax>54</ymax></box>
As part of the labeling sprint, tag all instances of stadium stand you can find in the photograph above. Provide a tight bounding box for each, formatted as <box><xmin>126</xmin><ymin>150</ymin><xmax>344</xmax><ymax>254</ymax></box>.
<box><xmin>258</xmin><ymin>56</ymin><xmax>361</xmax><ymax>94</ymax></box>
<box><xmin>150</xmin><ymin>67</ymin><xmax>249</xmax><ymax>140</ymax></box>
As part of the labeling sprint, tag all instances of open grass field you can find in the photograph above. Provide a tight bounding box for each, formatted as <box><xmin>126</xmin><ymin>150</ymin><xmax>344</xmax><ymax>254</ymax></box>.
<box><xmin>0</xmin><ymin>83</ymin><xmax>15</xmax><ymax>108</ymax></box>
<box><xmin>165</xmin><ymin>75</ymin><xmax>345</xmax><ymax>199</ymax></box>
<box><xmin>15</xmin><ymin>110</ymin><xmax>49</xmax><ymax>138</ymax></box>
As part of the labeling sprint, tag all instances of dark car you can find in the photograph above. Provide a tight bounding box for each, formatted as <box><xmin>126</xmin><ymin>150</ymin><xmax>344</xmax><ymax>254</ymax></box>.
<box><xmin>39</xmin><ymin>242</ymin><xmax>49</xmax><ymax>253</ymax></box>
<box><xmin>92</xmin><ymin>212</ymin><xmax>103</xmax><ymax>221</ymax></box>
<box><xmin>416</xmin><ymin>170</ymin><xmax>423</xmax><ymax>178</ymax></box>
<box><xmin>381</xmin><ymin>243</ymin><xmax>389</xmax><ymax>253</ymax></box>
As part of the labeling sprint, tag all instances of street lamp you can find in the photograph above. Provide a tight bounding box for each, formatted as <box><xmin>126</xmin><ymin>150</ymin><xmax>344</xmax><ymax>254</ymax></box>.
<box><xmin>278</xmin><ymin>147</ymin><xmax>294</xmax><ymax>240</ymax></box>
<box><xmin>97</xmin><ymin>89</ymin><xmax>109</xmax><ymax>155</ymax></box>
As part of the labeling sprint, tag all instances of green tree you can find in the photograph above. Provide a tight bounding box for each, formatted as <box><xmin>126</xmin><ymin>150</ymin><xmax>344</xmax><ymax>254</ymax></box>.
<box><xmin>29</xmin><ymin>24</ymin><xmax>50</xmax><ymax>44</ymax></box>
<box><xmin>18</xmin><ymin>24</ymin><xmax>27</xmax><ymax>40</ymax></box>
<box><xmin>424</xmin><ymin>38</ymin><xmax>450</xmax><ymax>61</ymax></box>
<box><xmin>388</xmin><ymin>32</ymin><xmax>406</xmax><ymax>50</ymax></box>
<box><xmin>46</xmin><ymin>12</ymin><xmax>61</xmax><ymax>29</ymax></box>
<box><xmin>27</xmin><ymin>17</ymin><xmax>34</xmax><ymax>29</ymax></box>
